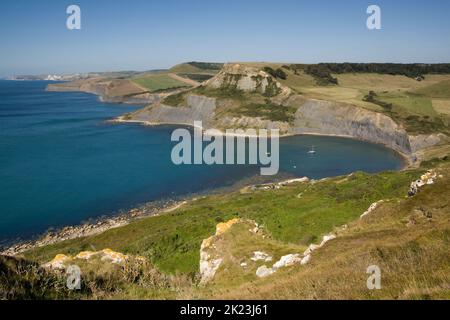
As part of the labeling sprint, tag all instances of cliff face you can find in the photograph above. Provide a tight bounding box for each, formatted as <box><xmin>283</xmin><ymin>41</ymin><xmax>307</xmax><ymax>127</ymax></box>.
<box><xmin>291</xmin><ymin>99</ymin><xmax>413</xmax><ymax>154</ymax></box>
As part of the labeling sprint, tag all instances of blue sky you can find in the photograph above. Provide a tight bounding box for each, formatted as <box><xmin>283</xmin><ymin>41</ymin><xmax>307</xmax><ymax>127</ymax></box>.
<box><xmin>0</xmin><ymin>0</ymin><xmax>449</xmax><ymax>76</ymax></box>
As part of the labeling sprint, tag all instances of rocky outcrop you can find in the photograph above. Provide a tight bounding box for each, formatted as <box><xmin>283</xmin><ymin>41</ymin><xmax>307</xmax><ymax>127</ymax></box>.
<box><xmin>199</xmin><ymin>218</ymin><xmax>240</xmax><ymax>284</ymax></box>
<box><xmin>255</xmin><ymin>233</ymin><xmax>338</xmax><ymax>279</ymax></box>
<box><xmin>255</xmin><ymin>265</ymin><xmax>275</xmax><ymax>278</ymax></box>
<box><xmin>42</xmin><ymin>248</ymin><xmax>140</xmax><ymax>270</ymax></box>
<box><xmin>255</xmin><ymin>253</ymin><xmax>312</xmax><ymax>278</ymax></box>
<box><xmin>408</xmin><ymin>169</ymin><xmax>440</xmax><ymax>197</ymax></box>
<box><xmin>250</xmin><ymin>251</ymin><xmax>272</xmax><ymax>262</ymax></box>
<box><xmin>245</xmin><ymin>176</ymin><xmax>310</xmax><ymax>192</ymax></box>
<box><xmin>409</xmin><ymin>134</ymin><xmax>444</xmax><ymax>153</ymax></box>
<box><xmin>204</xmin><ymin>63</ymin><xmax>292</xmax><ymax>98</ymax></box>
<box><xmin>303</xmin><ymin>233</ymin><xmax>337</xmax><ymax>256</ymax></box>
<box><xmin>360</xmin><ymin>200</ymin><xmax>385</xmax><ymax>219</ymax></box>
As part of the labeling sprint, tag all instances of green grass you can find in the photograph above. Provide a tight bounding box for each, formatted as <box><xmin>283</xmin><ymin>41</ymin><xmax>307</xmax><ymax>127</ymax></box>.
<box><xmin>191</xmin><ymin>86</ymin><xmax>247</xmax><ymax>102</ymax></box>
<box><xmin>24</xmin><ymin>170</ymin><xmax>420</xmax><ymax>276</ymax></box>
<box><xmin>362</xmin><ymin>90</ymin><xmax>450</xmax><ymax>135</ymax></box>
<box><xmin>414</xmin><ymin>80</ymin><xmax>450</xmax><ymax>98</ymax></box>
<box><xmin>162</xmin><ymin>92</ymin><xmax>186</xmax><ymax>107</ymax></box>
<box><xmin>376</xmin><ymin>91</ymin><xmax>436</xmax><ymax>117</ymax></box>
<box><xmin>132</xmin><ymin>74</ymin><xmax>188</xmax><ymax>92</ymax></box>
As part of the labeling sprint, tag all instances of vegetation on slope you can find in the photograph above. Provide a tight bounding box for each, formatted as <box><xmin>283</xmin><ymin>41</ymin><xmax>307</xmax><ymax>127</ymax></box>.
<box><xmin>263</xmin><ymin>66</ymin><xmax>287</xmax><ymax>80</ymax></box>
<box><xmin>211</xmin><ymin>160</ymin><xmax>450</xmax><ymax>299</ymax></box>
<box><xmin>414</xmin><ymin>80</ymin><xmax>450</xmax><ymax>98</ymax></box>
<box><xmin>169</xmin><ymin>62</ymin><xmax>223</xmax><ymax>74</ymax></box>
<box><xmin>0</xmin><ymin>252</ymin><xmax>191</xmax><ymax>300</ymax></box>
<box><xmin>311</xmin><ymin>63</ymin><xmax>450</xmax><ymax>79</ymax></box>
<box><xmin>285</xmin><ymin>64</ymin><xmax>339</xmax><ymax>85</ymax></box>
<box><xmin>0</xmin><ymin>255</ymin><xmax>70</xmax><ymax>299</ymax></box>
<box><xmin>132</xmin><ymin>74</ymin><xmax>189</xmax><ymax>92</ymax></box>
<box><xmin>177</xmin><ymin>73</ymin><xmax>215</xmax><ymax>82</ymax></box>
<box><xmin>230</xmin><ymin>100</ymin><xmax>297</xmax><ymax>123</ymax></box>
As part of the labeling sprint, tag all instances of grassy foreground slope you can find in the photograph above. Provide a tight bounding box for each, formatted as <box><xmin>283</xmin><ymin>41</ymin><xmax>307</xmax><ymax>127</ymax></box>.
<box><xmin>212</xmin><ymin>161</ymin><xmax>450</xmax><ymax>299</ymax></box>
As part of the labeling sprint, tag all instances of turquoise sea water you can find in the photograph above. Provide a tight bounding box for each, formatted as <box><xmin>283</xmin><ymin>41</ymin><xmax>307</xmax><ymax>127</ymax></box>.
<box><xmin>0</xmin><ymin>81</ymin><xmax>403</xmax><ymax>242</ymax></box>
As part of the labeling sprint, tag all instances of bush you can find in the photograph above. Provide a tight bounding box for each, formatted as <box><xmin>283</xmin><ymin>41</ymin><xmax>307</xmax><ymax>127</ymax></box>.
<box><xmin>263</xmin><ymin>67</ymin><xmax>287</xmax><ymax>80</ymax></box>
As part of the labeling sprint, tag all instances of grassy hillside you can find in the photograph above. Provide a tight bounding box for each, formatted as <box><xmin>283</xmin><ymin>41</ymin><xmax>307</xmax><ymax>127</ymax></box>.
<box><xmin>132</xmin><ymin>74</ymin><xmax>189</xmax><ymax>92</ymax></box>
<box><xmin>210</xmin><ymin>161</ymin><xmax>450</xmax><ymax>299</ymax></box>
<box><xmin>274</xmin><ymin>65</ymin><xmax>450</xmax><ymax>135</ymax></box>
<box><xmin>414</xmin><ymin>80</ymin><xmax>450</xmax><ymax>98</ymax></box>
<box><xmin>169</xmin><ymin>62</ymin><xmax>223</xmax><ymax>75</ymax></box>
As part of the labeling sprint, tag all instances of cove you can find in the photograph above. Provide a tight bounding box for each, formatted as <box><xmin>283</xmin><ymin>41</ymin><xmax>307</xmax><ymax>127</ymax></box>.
<box><xmin>0</xmin><ymin>81</ymin><xmax>404</xmax><ymax>242</ymax></box>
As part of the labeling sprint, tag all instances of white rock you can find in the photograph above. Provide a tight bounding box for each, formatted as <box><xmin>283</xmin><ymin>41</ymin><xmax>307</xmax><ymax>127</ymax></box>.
<box><xmin>300</xmin><ymin>254</ymin><xmax>311</xmax><ymax>265</ymax></box>
<box><xmin>320</xmin><ymin>234</ymin><xmax>337</xmax><ymax>247</ymax></box>
<box><xmin>251</xmin><ymin>251</ymin><xmax>272</xmax><ymax>262</ymax></box>
<box><xmin>240</xmin><ymin>262</ymin><xmax>247</xmax><ymax>267</ymax></box>
<box><xmin>249</xmin><ymin>226</ymin><xmax>259</xmax><ymax>234</ymax></box>
<box><xmin>303</xmin><ymin>244</ymin><xmax>320</xmax><ymax>256</ymax></box>
<box><xmin>256</xmin><ymin>265</ymin><xmax>275</xmax><ymax>278</ymax></box>
<box><xmin>360</xmin><ymin>200</ymin><xmax>384</xmax><ymax>219</ymax></box>
<box><xmin>42</xmin><ymin>254</ymin><xmax>70</xmax><ymax>270</ymax></box>
<box><xmin>272</xmin><ymin>254</ymin><xmax>302</xmax><ymax>270</ymax></box>
<box><xmin>278</xmin><ymin>177</ymin><xmax>309</xmax><ymax>186</ymax></box>
<box><xmin>200</xmin><ymin>258</ymin><xmax>223</xmax><ymax>284</ymax></box>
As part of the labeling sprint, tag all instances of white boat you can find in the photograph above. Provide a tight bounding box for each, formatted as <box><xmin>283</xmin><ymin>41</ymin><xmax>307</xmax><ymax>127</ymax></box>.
<box><xmin>307</xmin><ymin>146</ymin><xmax>316</xmax><ymax>154</ymax></box>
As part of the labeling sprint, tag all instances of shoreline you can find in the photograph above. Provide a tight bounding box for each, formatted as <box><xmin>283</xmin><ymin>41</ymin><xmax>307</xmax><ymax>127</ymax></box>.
<box><xmin>0</xmin><ymin>172</ymin><xmax>297</xmax><ymax>257</ymax></box>
<box><xmin>112</xmin><ymin>116</ymin><xmax>413</xmax><ymax>169</ymax></box>
<box><xmin>0</xmin><ymin>198</ymin><xmax>189</xmax><ymax>257</ymax></box>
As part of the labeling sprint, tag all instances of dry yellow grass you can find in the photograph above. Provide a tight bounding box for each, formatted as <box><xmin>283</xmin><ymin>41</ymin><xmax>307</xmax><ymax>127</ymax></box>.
<box><xmin>335</xmin><ymin>73</ymin><xmax>450</xmax><ymax>91</ymax></box>
<box><xmin>297</xmin><ymin>86</ymin><xmax>381</xmax><ymax>111</ymax></box>
<box><xmin>433</xmin><ymin>99</ymin><xmax>450</xmax><ymax>115</ymax></box>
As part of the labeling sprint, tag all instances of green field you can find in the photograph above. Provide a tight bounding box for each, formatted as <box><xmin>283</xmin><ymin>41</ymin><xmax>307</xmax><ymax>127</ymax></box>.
<box><xmin>376</xmin><ymin>92</ymin><xmax>436</xmax><ymax>117</ymax></box>
<box><xmin>414</xmin><ymin>80</ymin><xmax>450</xmax><ymax>98</ymax></box>
<box><xmin>132</xmin><ymin>74</ymin><xmax>188</xmax><ymax>92</ymax></box>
